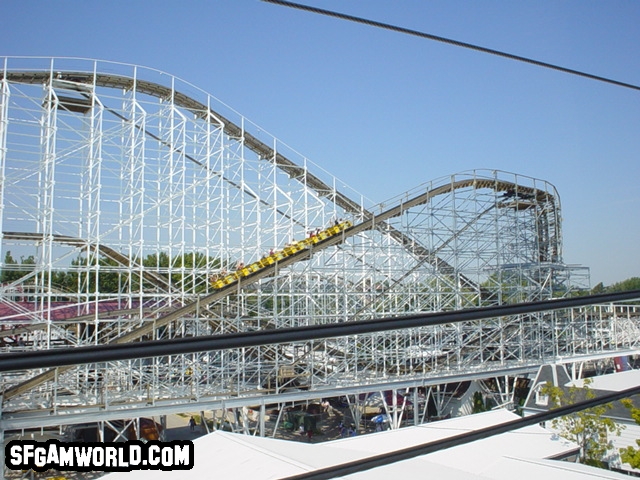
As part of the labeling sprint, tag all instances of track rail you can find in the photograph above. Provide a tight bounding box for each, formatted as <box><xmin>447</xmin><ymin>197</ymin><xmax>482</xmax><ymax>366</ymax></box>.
<box><xmin>1</xmin><ymin>68</ymin><xmax>561</xmax><ymax>404</ymax></box>
<box><xmin>2</xmin><ymin>232</ymin><xmax>173</xmax><ymax>292</ymax></box>
<box><xmin>2</xmin><ymin>71</ymin><xmax>556</xmax><ymax>281</ymax></box>
<box><xmin>3</xmin><ymin>290</ymin><xmax>639</xmax><ymax>372</ymax></box>
<box><xmin>2</xmin><ymin>176</ymin><xmax>558</xmax><ymax>400</ymax></box>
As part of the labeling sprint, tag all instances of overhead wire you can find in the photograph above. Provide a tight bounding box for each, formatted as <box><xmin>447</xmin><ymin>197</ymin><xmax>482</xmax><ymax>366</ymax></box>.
<box><xmin>262</xmin><ymin>0</ymin><xmax>640</xmax><ymax>92</ymax></box>
<box><xmin>1</xmin><ymin>289</ymin><xmax>639</xmax><ymax>372</ymax></box>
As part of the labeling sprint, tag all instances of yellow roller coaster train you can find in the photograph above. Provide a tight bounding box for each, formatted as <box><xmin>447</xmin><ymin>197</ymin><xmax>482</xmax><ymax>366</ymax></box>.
<box><xmin>210</xmin><ymin>220</ymin><xmax>353</xmax><ymax>289</ymax></box>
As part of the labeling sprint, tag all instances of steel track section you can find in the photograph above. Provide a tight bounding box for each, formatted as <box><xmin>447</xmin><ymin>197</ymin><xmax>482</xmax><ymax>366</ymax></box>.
<box><xmin>0</xmin><ymin>57</ymin><xmax>622</xmax><ymax>435</ymax></box>
<box><xmin>1</xmin><ymin>67</ymin><xmax>482</xmax><ymax>284</ymax></box>
<box><xmin>1</xmin><ymin>175</ymin><xmax>565</xmax><ymax>401</ymax></box>
<box><xmin>6</xmin><ymin>314</ymin><xmax>640</xmax><ymax>434</ymax></box>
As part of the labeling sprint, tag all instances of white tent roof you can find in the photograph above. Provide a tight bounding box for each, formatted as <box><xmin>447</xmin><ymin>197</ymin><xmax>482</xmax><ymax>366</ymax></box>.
<box><xmin>567</xmin><ymin>369</ymin><xmax>640</xmax><ymax>391</ymax></box>
<box><xmin>103</xmin><ymin>409</ymin><xmax>631</xmax><ymax>480</ymax></box>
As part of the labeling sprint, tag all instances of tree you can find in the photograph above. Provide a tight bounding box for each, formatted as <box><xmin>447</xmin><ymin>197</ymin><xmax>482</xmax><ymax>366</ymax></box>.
<box><xmin>472</xmin><ymin>391</ymin><xmax>487</xmax><ymax>413</ymax></box>
<box><xmin>1</xmin><ymin>250</ymin><xmax>17</xmax><ymax>283</ymax></box>
<box><xmin>66</xmin><ymin>254</ymin><xmax>121</xmax><ymax>295</ymax></box>
<box><xmin>0</xmin><ymin>251</ymin><xmax>37</xmax><ymax>287</ymax></box>
<box><xmin>541</xmin><ymin>378</ymin><xmax>624</xmax><ymax>466</ymax></box>
<box><xmin>591</xmin><ymin>277</ymin><xmax>640</xmax><ymax>295</ymax></box>
<box><xmin>608</xmin><ymin>277</ymin><xmax>640</xmax><ymax>293</ymax></box>
<box><xmin>619</xmin><ymin>398</ymin><xmax>640</xmax><ymax>469</ymax></box>
<box><xmin>590</xmin><ymin>282</ymin><xmax>606</xmax><ymax>295</ymax></box>
<box><xmin>1</xmin><ymin>250</ymin><xmax>28</xmax><ymax>283</ymax></box>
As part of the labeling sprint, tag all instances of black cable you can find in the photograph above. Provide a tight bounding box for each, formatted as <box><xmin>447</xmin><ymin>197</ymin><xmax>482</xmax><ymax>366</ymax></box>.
<box><xmin>0</xmin><ymin>289</ymin><xmax>638</xmax><ymax>372</ymax></box>
<box><xmin>262</xmin><ymin>0</ymin><xmax>640</xmax><ymax>92</ymax></box>
<box><xmin>280</xmin><ymin>384</ymin><xmax>640</xmax><ymax>480</ymax></box>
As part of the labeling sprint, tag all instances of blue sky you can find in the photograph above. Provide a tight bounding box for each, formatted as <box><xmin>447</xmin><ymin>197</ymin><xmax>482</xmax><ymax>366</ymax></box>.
<box><xmin>2</xmin><ymin>0</ymin><xmax>638</xmax><ymax>286</ymax></box>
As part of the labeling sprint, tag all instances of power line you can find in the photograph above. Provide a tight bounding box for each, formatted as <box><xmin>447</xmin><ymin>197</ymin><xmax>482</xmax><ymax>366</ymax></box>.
<box><xmin>1</xmin><ymin>289</ymin><xmax>639</xmax><ymax>372</ymax></box>
<box><xmin>262</xmin><ymin>0</ymin><xmax>640</xmax><ymax>92</ymax></box>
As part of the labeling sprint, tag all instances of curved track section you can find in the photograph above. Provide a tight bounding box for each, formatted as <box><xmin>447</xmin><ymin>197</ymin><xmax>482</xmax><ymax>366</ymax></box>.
<box><xmin>1</xmin><ymin>175</ymin><xmax>562</xmax><ymax>401</ymax></box>
<box><xmin>3</xmin><ymin>58</ymin><xmax>634</xmax><ymax>431</ymax></box>
<box><xmin>1</xmin><ymin>68</ymin><xmax>559</xmax><ymax>283</ymax></box>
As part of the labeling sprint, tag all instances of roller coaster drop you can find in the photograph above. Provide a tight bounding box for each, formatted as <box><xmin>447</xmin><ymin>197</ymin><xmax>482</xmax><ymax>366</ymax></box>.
<box><xmin>0</xmin><ymin>58</ymin><xmax>639</xmax><ymax>438</ymax></box>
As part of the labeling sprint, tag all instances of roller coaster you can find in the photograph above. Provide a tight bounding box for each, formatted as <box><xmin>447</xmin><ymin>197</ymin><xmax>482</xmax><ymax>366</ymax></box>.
<box><xmin>0</xmin><ymin>57</ymin><xmax>639</xmax><ymax>442</ymax></box>
<box><xmin>210</xmin><ymin>220</ymin><xmax>353</xmax><ymax>289</ymax></box>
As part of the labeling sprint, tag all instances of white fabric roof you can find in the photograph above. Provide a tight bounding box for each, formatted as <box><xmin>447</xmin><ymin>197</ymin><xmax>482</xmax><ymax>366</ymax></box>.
<box><xmin>103</xmin><ymin>409</ymin><xmax>631</xmax><ymax>480</ymax></box>
<box><xmin>567</xmin><ymin>369</ymin><xmax>640</xmax><ymax>391</ymax></box>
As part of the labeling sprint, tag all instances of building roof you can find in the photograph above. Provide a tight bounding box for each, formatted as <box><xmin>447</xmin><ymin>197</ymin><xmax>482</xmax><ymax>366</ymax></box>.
<box><xmin>103</xmin><ymin>408</ymin><xmax>633</xmax><ymax>480</ymax></box>
<box><xmin>523</xmin><ymin>366</ymin><xmax>640</xmax><ymax>419</ymax></box>
<box><xmin>567</xmin><ymin>369</ymin><xmax>640</xmax><ymax>392</ymax></box>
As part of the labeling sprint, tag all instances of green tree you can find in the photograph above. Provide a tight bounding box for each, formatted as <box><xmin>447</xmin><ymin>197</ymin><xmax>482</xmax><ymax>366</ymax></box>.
<box><xmin>142</xmin><ymin>251</ymin><xmax>220</xmax><ymax>293</ymax></box>
<box><xmin>169</xmin><ymin>251</ymin><xmax>216</xmax><ymax>293</ymax></box>
<box><xmin>472</xmin><ymin>391</ymin><xmax>487</xmax><ymax>413</ymax></box>
<box><xmin>0</xmin><ymin>251</ymin><xmax>37</xmax><ymax>287</ymax></box>
<box><xmin>607</xmin><ymin>277</ymin><xmax>640</xmax><ymax>293</ymax></box>
<box><xmin>1</xmin><ymin>250</ymin><xmax>29</xmax><ymax>283</ymax></box>
<box><xmin>590</xmin><ymin>282</ymin><xmax>606</xmax><ymax>295</ymax></box>
<box><xmin>541</xmin><ymin>378</ymin><xmax>624</xmax><ymax>466</ymax></box>
<box><xmin>63</xmin><ymin>254</ymin><xmax>123</xmax><ymax>295</ymax></box>
<box><xmin>591</xmin><ymin>277</ymin><xmax>640</xmax><ymax>295</ymax></box>
<box><xmin>619</xmin><ymin>398</ymin><xmax>640</xmax><ymax>469</ymax></box>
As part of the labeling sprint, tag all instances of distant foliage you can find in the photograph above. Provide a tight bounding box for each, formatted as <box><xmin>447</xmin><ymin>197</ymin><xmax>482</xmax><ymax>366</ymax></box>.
<box><xmin>0</xmin><ymin>251</ymin><xmax>35</xmax><ymax>283</ymax></box>
<box><xmin>620</xmin><ymin>398</ymin><xmax>640</xmax><ymax>469</ymax></box>
<box><xmin>591</xmin><ymin>277</ymin><xmax>640</xmax><ymax>295</ymax></box>
<box><xmin>472</xmin><ymin>391</ymin><xmax>487</xmax><ymax>413</ymax></box>
<box><xmin>1</xmin><ymin>250</ymin><xmax>221</xmax><ymax>295</ymax></box>
<box><xmin>608</xmin><ymin>277</ymin><xmax>640</xmax><ymax>292</ymax></box>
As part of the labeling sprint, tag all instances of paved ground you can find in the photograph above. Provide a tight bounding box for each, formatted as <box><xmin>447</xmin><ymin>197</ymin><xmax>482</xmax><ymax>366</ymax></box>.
<box><xmin>163</xmin><ymin>404</ymin><xmax>367</xmax><ymax>444</ymax></box>
<box><xmin>163</xmin><ymin>414</ymin><xmax>203</xmax><ymax>442</ymax></box>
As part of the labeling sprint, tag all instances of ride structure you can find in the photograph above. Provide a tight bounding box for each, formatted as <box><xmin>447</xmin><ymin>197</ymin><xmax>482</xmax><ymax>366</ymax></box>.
<box><xmin>210</xmin><ymin>220</ymin><xmax>353</xmax><ymax>289</ymax></box>
<box><xmin>0</xmin><ymin>57</ymin><xmax>638</xmax><ymax>440</ymax></box>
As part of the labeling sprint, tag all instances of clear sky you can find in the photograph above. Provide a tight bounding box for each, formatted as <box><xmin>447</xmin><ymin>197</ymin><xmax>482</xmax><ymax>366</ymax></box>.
<box><xmin>1</xmin><ymin>0</ymin><xmax>638</xmax><ymax>286</ymax></box>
